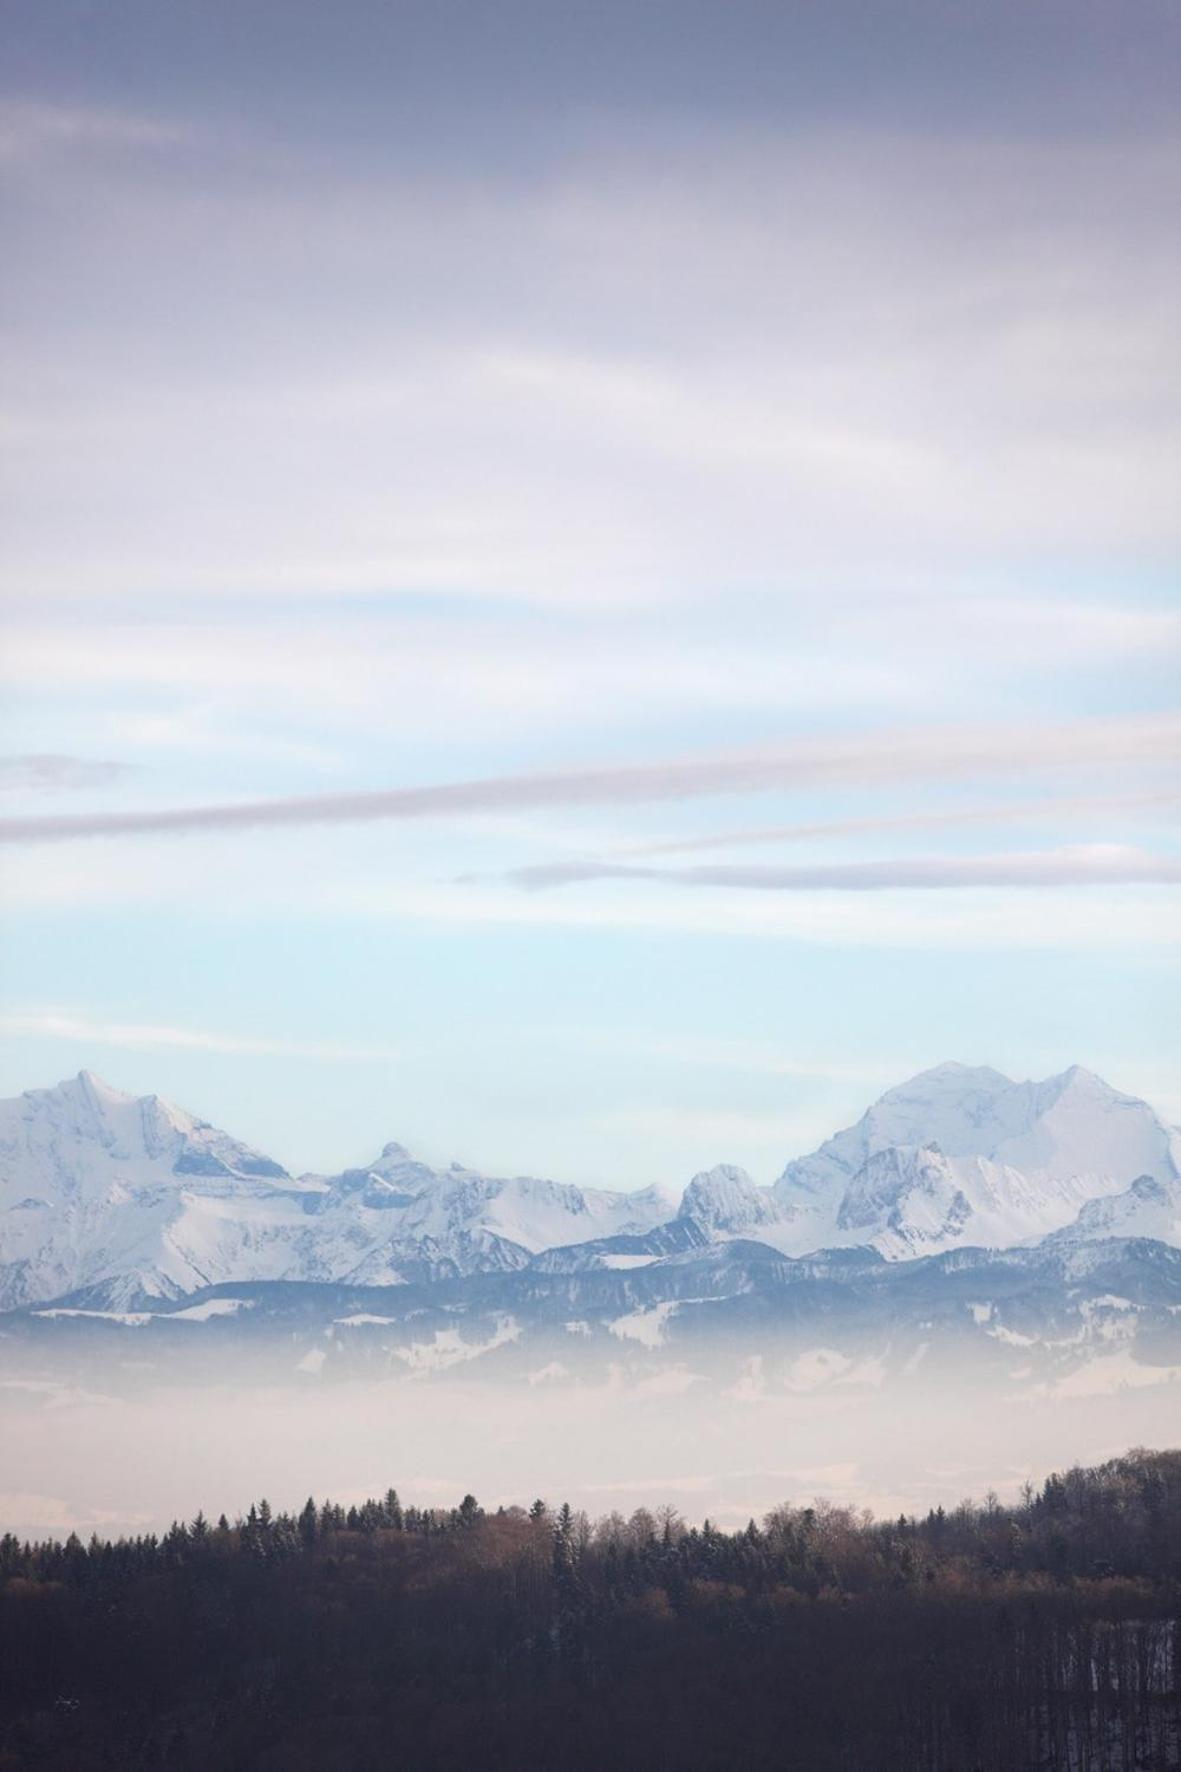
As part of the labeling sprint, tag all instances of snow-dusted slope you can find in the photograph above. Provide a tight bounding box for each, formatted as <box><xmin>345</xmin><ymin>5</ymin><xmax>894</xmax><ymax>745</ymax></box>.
<box><xmin>778</xmin><ymin>1063</ymin><xmax>1177</xmax><ymax>1199</ymax></box>
<box><xmin>666</xmin><ymin>1064</ymin><xmax>1181</xmax><ymax>1261</ymax></box>
<box><xmin>317</xmin><ymin>1143</ymin><xmax>678</xmax><ymax>1285</ymax></box>
<box><xmin>0</xmin><ymin>1071</ymin><xmax>305</xmax><ymax>1306</ymax></box>
<box><xmin>2</xmin><ymin>1064</ymin><xmax>1178</xmax><ymax>1309</ymax></box>
<box><xmin>0</xmin><ymin>1070</ymin><xmax>288</xmax><ymax>1196</ymax></box>
<box><xmin>1049</xmin><ymin>1173</ymin><xmax>1181</xmax><ymax>1250</ymax></box>
<box><xmin>768</xmin><ymin>1063</ymin><xmax>1181</xmax><ymax>1258</ymax></box>
<box><xmin>0</xmin><ymin>1074</ymin><xmax>676</xmax><ymax>1307</ymax></box>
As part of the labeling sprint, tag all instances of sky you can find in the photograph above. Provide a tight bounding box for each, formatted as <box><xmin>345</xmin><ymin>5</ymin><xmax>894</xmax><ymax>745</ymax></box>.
<box><xmin>0</xmin><ymin>0</ymin><xmax>1178</xmax><ymax>1186</ymax></box>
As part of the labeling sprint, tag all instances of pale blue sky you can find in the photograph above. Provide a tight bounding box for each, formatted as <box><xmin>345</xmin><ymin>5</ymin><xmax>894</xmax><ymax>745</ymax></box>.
<box><xmin>0</xmin><ymin>0</ymin><xmax>1178</xmax><ymax>1182</ymax></box>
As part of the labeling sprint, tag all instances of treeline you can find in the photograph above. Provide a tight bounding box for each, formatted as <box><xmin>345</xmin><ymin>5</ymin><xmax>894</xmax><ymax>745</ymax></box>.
<box><xmin>1</xmin><ymin>1449</ymin><xmax>1178</xmax><ymax>1770</ymax></box>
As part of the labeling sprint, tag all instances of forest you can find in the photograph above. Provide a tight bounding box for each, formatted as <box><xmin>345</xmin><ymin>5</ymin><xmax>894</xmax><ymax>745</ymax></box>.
<box><xmin>0</xmin><ymin>1449</ymin><xmax>1178</xmax><ymax>1770</ymax></box>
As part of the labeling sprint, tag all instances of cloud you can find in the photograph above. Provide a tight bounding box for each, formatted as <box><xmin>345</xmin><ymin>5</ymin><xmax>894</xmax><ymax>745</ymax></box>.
<box><xmin>0</xmin><ymin>611</ymin><xmax>916</xmax><ymax>731</ymax></box>
<box><xmin>4</xmin><ymin>596</ymin><xmax>1170</xmax><ymax>755</ymax></box>
<box><xmin>3</xmin><ymin>128</ymin><xmax>1178</xmax><ymax>610</ymax></box>
<box><xmin>0</xmin><ymin>101</ymin><xmax>182</xmax><ymax>162</ymax></box>
<box><xmin>626</xmin><ymin>791</ymin><xmax>1181</xmax><ymax>856</ymax></box>
<box><xmin>0</xmin><ymin>754</ymin><xmax>130</xmax><ymax>794</ymax></box>
<box><xmin>0</xmin><ymin>715</ymin><xmax>1175</xmax><ymax>845</ymax></box>
<box><xmin>2</xmin><ymin>824</ymin><xmax>1178</xmax><ymax>951</ymax></box>
<box><xmin>510</xmin><ymin>846</ymin><xmax>1181</xmax><ymax>894</ymax></box>
<box><xmin>0</xmin><ymin>1010</ymin><xmax>403</xmax><ymax>1063</ymax></box>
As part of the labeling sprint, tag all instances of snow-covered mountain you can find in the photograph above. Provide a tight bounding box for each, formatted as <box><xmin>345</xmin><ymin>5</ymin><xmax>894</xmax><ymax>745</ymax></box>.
<box><xmin>561</xmin><ymin>1063</ymin><xmax>1181</xmax><ymax>1263</ymax></box>
<box><xmin>0</xmin><ymin>1071</ymin><xmax>304</xmax><ymax>1307</ymax></box>
<box><xmin>0</xmin><ymin>1073</ymin><xmax>676</xmax><ymax>1308</ymax></box>
<box><xmin>765</xmin><ymin>1062</ymin><xmax>1181</xmax><ymax>1258</ymax></box>
<box><xmin>307</xmin><ymin>1143</ymin><xmax>678</xmax><ymax>1288</ymax></box>
<box><xmin>1</xmin><ymin>1063</ymin><xmax>1178</xmax><ymax>1310</ymax></box>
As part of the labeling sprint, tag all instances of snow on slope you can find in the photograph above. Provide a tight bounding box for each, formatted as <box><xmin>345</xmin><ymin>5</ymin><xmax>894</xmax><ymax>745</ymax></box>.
<box><xmin>675</xmin><ymin>1063</ymin><xmax>1181</xmax><ymax>1261</ymax></box>
<box><xmin>678</xmin><ymin>1165</ymin><xmax>780</xmax><ymax>1236</ymax></box>
<box><xmin>0</xmin><ymin>1069</ymin><xmax>288</xmax><ymax>1198</ymax></box>
<box><xmin>0</xmin><ymin>1075</ymin><xmax>677</xmax><ymax>1307</ymax></box>
<box><xmin>762</xmin><ymin>1063</ymin><xmax>1181</xmax><ymax>1257</ymax></box>
<box><xmin>0</xmin><ymin>1071</ymin><xmax>302</xmax><ymax>1307</ymax></box>
<box><xmin>779</xmin><ymin>1064</ymin><xmax>1178</xmax><ymax>1199</ymax></box>
<box><xmin>1049</xmin><ymin>1174</ymin><xmax>1181</xmax><ymax>1250</ymax></box>
<box><xmin>317</xmin><ymin>1148</ymin><xmax>677</xmax><ymax>1284</ymax></box>
<box><xmin>2</xmin><ymin>1064</ymin><xmax>1179</xmax><ymax>1308</ymax></box>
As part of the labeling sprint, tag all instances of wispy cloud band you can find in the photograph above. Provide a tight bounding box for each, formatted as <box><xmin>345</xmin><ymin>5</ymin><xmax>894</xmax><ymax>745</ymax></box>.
<box><xmin>0</xmin><ymin>755</ymin><xmax>130</xmax><ymax>795</ymax></box>
<box><xmin>0</xmin><ymin>716</ymin><xmax>1175</xmax><ymax>845</ymax></box>
<box><xmin>627</xmin><ymin>791</ymin><xmax>1181</xmax><ymax>856</ymax></box>
<box><xmin>509</xmin><ymin>846</ymin><xmax>1181</xmax><ymax>893</ymax></box>
<box><xmin>0</xmin><ymin>1010</ymin><xmax>403</xmax><ymax>1063</ymax></box>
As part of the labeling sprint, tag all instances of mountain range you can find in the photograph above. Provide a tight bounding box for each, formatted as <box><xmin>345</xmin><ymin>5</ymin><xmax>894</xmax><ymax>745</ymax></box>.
<box><xmin>1</xmin><ymin>1062</ymin><xmax>1178</xmax><ymax>1317</ymax></box>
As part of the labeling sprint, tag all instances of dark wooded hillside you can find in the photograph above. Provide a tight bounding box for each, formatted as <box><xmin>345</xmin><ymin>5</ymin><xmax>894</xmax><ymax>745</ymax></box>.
<box><xmin>1</xmin><ymin>1449</ymin><xmax>1178</xmax><ymax>1770</ymax></box>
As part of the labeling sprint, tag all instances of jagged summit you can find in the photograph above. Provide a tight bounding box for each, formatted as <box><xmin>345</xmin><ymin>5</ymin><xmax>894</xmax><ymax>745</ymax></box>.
<box><xmin>15</xmin><ymin>1070</ymin><xmax>266</xmax><ymax>1160</ymax></box>
<box><xmin>679</xmin><ymin>1165</ymin><xmax>778</xmax><ymax>1235</ymax></box>
<box><xmin>30</xmin><ymin>1071</ymin><xmax>210</xmax><ymax>1146</ymax></box>
<box><xmin>30</xmin><ymin>1068</ymin><xmax>132</xmax><ymax>1115</ymax></box>
<box><xmin>900</xmin><ymin>1060</ymin><xmax>1012</xmax><ymax>1086</ymax></box>
<box><xmin>74</xmin><ymin>1067</ymin><xmax>123</xmax><ymax>1096</ymax></box>
<box><xmin>1048</xmin><ymin>1170</ymin><xmax>1181</xmax><ymax>1249</ymax></box>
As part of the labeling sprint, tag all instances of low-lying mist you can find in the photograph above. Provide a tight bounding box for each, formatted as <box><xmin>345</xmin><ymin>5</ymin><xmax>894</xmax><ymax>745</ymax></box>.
<box><xmin>2</xmin><ymin>1365</ymin><xmax>1177</xmax><ymax>1540</ymax></box>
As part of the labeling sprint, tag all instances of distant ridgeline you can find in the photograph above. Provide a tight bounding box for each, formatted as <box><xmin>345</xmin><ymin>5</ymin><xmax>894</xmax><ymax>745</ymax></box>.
<box><xmin>4</xmin><ymin>1062</ymin><xmax>1180</xmax><ymax>1312</ymax></box>
<box><xmin>3</xmin><ymin>1064</ymin><xmax>1181</xmax><ymax>1403</ymax></box>
<box><xmin>1</xmin><ymin>1450</ymin><xmax>1179</xmax><ymax>1771</ymax></box>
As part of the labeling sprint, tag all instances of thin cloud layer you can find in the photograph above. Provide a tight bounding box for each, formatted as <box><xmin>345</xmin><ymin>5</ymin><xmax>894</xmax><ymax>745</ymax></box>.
<box><xmin>3</xmin><ymin>122</ymin><xmax>1178</xmax><ymax>609</ymax></box>
<box><xmin>0</xmin><ymin>100</ymin><xmax>182</xmax><ymax>161</ymax></box>
<box><xmin>0</xmin><ymin>754</ymin><xmax>130</xmax><ymax>794</ymax></box>
<box><xmin>0</xmin><ymin>716</ymin><xmax>1175</xmax><ymax>845</ymax></box>
<box><xmin>1</xmin><ymin>0</ymin><xmax>1177</xmax><ymax>1185</ymax></box>
<box><xmin>508</xmin><ymin>847</ymin><xmax>1181</xmax><ymax>894</ymax></box>
<box><xmin>627</xmin><ymin>791</ymin><xmax>1181</xmax><ymax>856</ymax></box>
<box><xmin>0</xmin><ymin>1011</ymin><xmax>403</xmax><ymax>1063</ymax></box>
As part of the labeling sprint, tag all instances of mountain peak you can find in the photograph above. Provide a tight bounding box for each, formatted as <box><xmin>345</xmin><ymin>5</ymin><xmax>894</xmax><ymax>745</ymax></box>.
<box><xmin>772</xmin><ymin>1060</ymin><xmax>1178</xmax><ymax>1257</ymax></box>
<box><xmin>884</xmin><ymin>1061</ymin><xmax>1013</xmax><ymax>1095</ymax></box>
<box><xmin>55</xmin><ymin>1069</ymin><xmax>129</xmax><ymax>1105</ymax></box>
<box><xmin>59</xmin><ymin>1071</ymin><xmax>205</xmax><ymax>1143</ymax></box>
<box><xmin>679</xmin><ymin>1164</ymin><xmax>777</xmax><ymax>1233</ymax></box>
<box><xmin>1043</xmin><ymin>1063</ymin><xmax>1112</xmax><ymax>1098</ymax></box>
